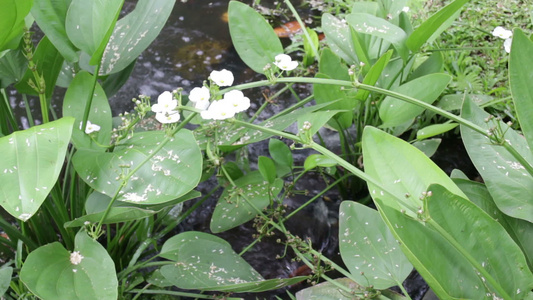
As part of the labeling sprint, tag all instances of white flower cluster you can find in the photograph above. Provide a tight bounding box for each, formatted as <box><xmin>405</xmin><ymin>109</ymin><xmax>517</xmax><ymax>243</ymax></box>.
<box><xmin>273</xmin><ymin>54</ymin><xmax>298</xmax><ymax>71</ymax></box>
<box><xmin>80</xmin><ymin>120</ymin><xmax>100</xmax><ymax>134</ymax></box>
<box><xmin>150</xmin><ymin>69</ymin><xmax>250</xmax><ymax>124</ymax></box>
<box><xmin>492</xmin><ymin>26</ymin><xmax>512</xmax><ymax>53</ymax></box>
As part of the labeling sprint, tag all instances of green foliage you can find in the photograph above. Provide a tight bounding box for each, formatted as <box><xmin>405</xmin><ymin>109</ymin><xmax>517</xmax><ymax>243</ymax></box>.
<box><xmin>20</xmin><ymin>231</ymin><xmax>118</xmax><ymax>300</ymax></box>
<box><xmin>0</xmin><ymin>0</ymin><xmax>33</xmax><ymax>52</ymax></box>
<box><xmin>228</xmin><ymin>1</ymin><xmax>283</xmax><ymax>73</ymax></box>
<box><xmin>0</xmin><ymin>117</ymin><xmax>73</xmax><ymax>220</ymax></box>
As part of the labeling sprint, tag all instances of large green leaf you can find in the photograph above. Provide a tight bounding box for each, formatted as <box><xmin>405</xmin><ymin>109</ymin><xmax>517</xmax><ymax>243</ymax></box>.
<box><xmin>0</xmin><ymin>46</ymin><xmax>27</xmax><ymax>88</ymax></box>
<box><xmin>210</xmin><ymin>172</ymin><xmax>283</xmax><ymax>233</ymax></box>
<box><xmin>15</xmin><ymin>36</ymin><xmax>64</xmax><ymax>99</ymax></box>
<box><xmin>100</xmin><ymin>0</ymin><xmax>174</xmax><ymax>75</ymax></box>
<box><xmin>339</xmin><ymin>201</ymin><xmax>412</xmax><ymax>289</ymax></box>
<box><xmin>73</xmin><ymin>130</ymin><xmax>202</xmax><ymax>205</ymax></box>
<box><xmin>314</xmin><ymin>49</ymin><xmax>354</xmax><ymax>130</ymax></box>
<box><xmin>0</xmin><ymin>0</ymin><xmax>33</xmax><ymax>52</ymax></box>
<box><xmin>31</xmin><ymin>0</ymin><xmax>78</xmax><ymax>62</ymax></box>
<box><xmin>160</xmin><ymin>232</ymin><xmax>305</xmax><ymax>292</ymax></box>
<box><xmin>455</xmin><ymin>179</ymin><xmax>533</xmax><ymax>271</ymax></box>
<box><xmin>510</xmin><ymin>29</ymin><xmax>533</xmax><ymax>151</ymax></box>
<box><xmin>406</xmin><ymin>0</ymin><xmax>470</xmax><ymax>51</ymax></box>
<box><xmin>321</xmin><ymin>13</ymin><xmax>358</xmax><ymax>65</ymax></box>
<box><xmin>346</xmin><ymin>13</ymin><xmax>408</xmax><ymax>61</ymax></box>
<box><xmin>20</xmin><ymin>231</ymin><xmax>118</xmax><ymax>300</ymax></box>
<box><xmin>375</xmin><ymin>184</ymin><xmax>533</xmax><ymax>299</ymax></box>
<box><xmin>228</xmin><ymin>1</ymin><xmax>283</xmax><ymax>74</ymax></box>
<box><xmin>379</xmin><ymin>73</ymin><xmax>451</xmax><ymax>128</ymax></box>
<box><xmin>62</xmin><ymin>71</ymin><xmax>112</xmax><ymax>151</ymax></box>
<box><xmin>461</xmin><ymin>99</ymin><xmax>533</xmax><ymax>222</ymax></box>
<box><xmin>0</xmin><ymin>267</ymin><xmax>12</xmax><ymax>297</ymax></box>
<box><xmin>362</xmin><ymin>126</ymin><xmax>465</xmax><ymax>215</ymax></box>
<box><xmin>296</xmin><ymin>278</ymin><xmax>406</xmax><ymax>300</ymax></box>
<box><xmin>0</xmin><ymin>117</ymin><xmax>74</xmax><ymax>221</ymax></box>
<box><xmin>65</xmin><ymin>0</ymin><xmax>122</xmax><ymax>59</ymax></box>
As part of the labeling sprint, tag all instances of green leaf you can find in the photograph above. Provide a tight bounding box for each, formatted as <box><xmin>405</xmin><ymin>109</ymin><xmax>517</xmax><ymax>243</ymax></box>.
<box><xmin>362</xmin><ymin>126</ymin><xmax>465</xmax><ymax>215</ymax></box>
<box><xmin>100</xmin><ymin>0</ymin><xmax>175</xmax><ymax>75</ymax></box>
<box><xmin>406</xmin><ymin>0</ymin><xmax>469</xmax><ymax>51</ymax></box>
<box><xmin>355</xmin><ymin>50</ymin><xmax>393</xmax><ymax>101</ymax></box>
<box><xmin>339</xmin><ymin>201</ymin><xmax>412</xmax><ymax>289</ymax></box>
<box><xmin>0</xmin><ymin>117</ymin><xmax>74</xmax><ymax>221</ymax></box>
<box><xmin>160</xmin><ymin>232</ymin><xmax>306</xmax><ymax>292</ymax></box>
<box><xmin>321</xmin><ymin>13</ymin><xmax>358</xmax><ymax>65</ymax></box>
<box><xmin>15</xmin><ymin>36</ymin><xmax>64</xmax><ymax>99</ymax></box>
<box><xmin>412</xmin><ymin>138</ymin><xmax>441</xmax><ymax>157</ymax></box>
<box><xmin>65</xmin><ymin>0</ymin><xmax>122</xmax><ymax>59</ymax></box>
<box><xmin>20</xmin><ymin>231</ymin><xmax>118</xmax><ymax>300</ymax></box>
<box><xmin>0</xmin><ymin>46</ymin><xmax>27</xmax><ymax>88</ymax></box>
<box><xmin>62</xmin><ymin>71</ymin><xmax>112</xmax><ymax>151</ymax></box>
<box><xmin>73</xmin><ymin>130</ymin><xmax>202</xmax><ymax>205</ymax></box>
<box><xmin>303</xmin><ymin>28</ymin><xmax>319</xmax><ymax>66</ymax></box>
<box><xmin>258</xmin><ymin>156</ymin><xmax>276</xmax><ymax>184</ymax></box>
<box><xmin>417</xmin><ymin>123</ymin><xmax>458</xmax><ymax>139</ymax></box>
<box><xmin>304</xmin><ymin>154</ymin><xmax>338</xmax><ymax>171</ymax></box>
<box><xmin>408</xmin><ymin>51</ymin><xmax>443</xmax><ymax>80</ymax></box>
<box><xmin>269</xmin><ymin>139</ymin><xmax>293</xmax><ymax>177</ymax></box>
<box><xmin>346</xmin><ymin>13</ymin><xmax>408</xmax><ymax>61</ymax></box>
<box><xmin>461</xmin><ymin>99</ymin><xmax>533</xmax><ymax>222</ymax></box>
<box><xmin>313</xmin><ymin>75</ymin><xmax>353</xmax><ymax>131</ymax></box>
<box><xmin>455</xmin><ymin>179</ymin><xmax>533</xmax><ymax>271</ymax></box>
<box><xmin>0</xmin><ymin>267</ymin><xmax>12</xmax><ymax>297</ymax></box>
<box><xmin>0</xmin><ymin>0</ymin><xmax>33</xmax><ymax>52</ymax></box>
<box><xmin>296</xmin><ymin>278</ymin><xmax>406</xmax><ymax>300</ymax></box>
<box><xmin>210</xmin><ymin>172</ymin><xmax>283</xmax><ymax>233</ymax></box>
<box><xmin>437</xmin><ymin>93</ymin><xmax>493</xmax><ymax>111</ymax></box>
<box><xmin>228</xmin><ymin>1</ymin><xmax>283</xmax><ymax>74</ymax></box>
<box><xmin>510</xmin><ymin>29</ymin><xmax>533</xmax><ymax>151</ymax></box>
<box><xmin>379</xmin><ymin>73</ymin><xmax>451</xmax><ymax>128</ymax></box>
<box><xmin>298</xmin><ymin>110</ymin><xmax>346</xmax><ymax>137</ymax></box>
<box><xmin>375</xmin><ymin>184</ymin><xmax>533</xmax><ymax>299</ymax></box>
<box><xmin>31</xmin><ymin>0</ymin><xmax>78</xmax><ymax>62</ymax></box>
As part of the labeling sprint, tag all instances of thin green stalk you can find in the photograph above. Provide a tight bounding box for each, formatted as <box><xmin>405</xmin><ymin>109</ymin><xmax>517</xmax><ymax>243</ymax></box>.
<box><xmin>250</xmin><ymin>84</ymin><xmax>291</xmax><ymax>122</ymax></box>
<box><xmin>427</xmin><ymin>219</ymin><xmax>512</xmax><ymax>300</ymax></box>
<box><xmin>21</xmin><ymin>94</ymin><xmax>34</xmax><ymax>127</ymax></box>
<box><xmin>283</xmin><ymin>0</ymin><xmax>320</xmax><ymax>62</ymax></box>
<box><xmin>80</xmin><ymin>63</ymin><xmax>102</xmax><ymax>134</ymax></box>
<box><xmin>0</xmin><ymin>218</ymin><xmax>37</xmax><ymax>250</ymax></box>
<box><xmin>0</xmin><ymin>88</ymin><xmax>18</xmax><ymax>132</ymax></box>
<box><xmin>270</xmin><ymin>94</ymin><xmax>314</xmax><ymax>119</ymax></box>
<box><xmin>426</xmin><ymin>46</ymin><xmax>499</xmax><ymax>52</ymax></box>
<box><xmin>94</xmin><ymin>113</ymin><xmax>197</xmax><ymax>236</ymax></box>
<box><xmin>284</xmin><ymin>174</ymin><xmax>350</xmax><ymax>220</ymax></box>
<box><xmin>127</xmin><ymin>289</ymin><xmax>242</xmax><ymax>300</ymax></box>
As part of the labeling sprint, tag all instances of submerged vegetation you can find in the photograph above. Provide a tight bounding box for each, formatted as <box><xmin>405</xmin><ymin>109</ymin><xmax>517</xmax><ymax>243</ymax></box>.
<box><xmin>0</xmin><ymin>0</ymin><xmax>533</xmax><ymax>299</ymax></box>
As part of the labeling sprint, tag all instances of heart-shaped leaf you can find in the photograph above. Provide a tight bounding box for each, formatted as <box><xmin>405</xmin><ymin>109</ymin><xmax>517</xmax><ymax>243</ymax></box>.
<box><xmin>73</xmin><ymin>130</ymin><xmax>202</xmax><ymax>205</ymax></box>
<box><xmin>0</xmin><ymin>117</ymin><xmax>74</xmax><ymax>221</ymax></box>
<box><xmin>339</xmin><ymin>201</ymin><xmax>412</xmax><ymax>289</ymax></box>
<box><xmin>210</xmin><ymin>171</ymin><xmax>283</xmax><ymax>233</ymax></box>
<box><xmin>20</xmin><ymin>231</ymin><xmax>118</xmax><ymax>300</ymax></box>
<box><xmin>160</xmin><ymin>232</ymin><xmax>305</xmax><ymax>292</ymax></box>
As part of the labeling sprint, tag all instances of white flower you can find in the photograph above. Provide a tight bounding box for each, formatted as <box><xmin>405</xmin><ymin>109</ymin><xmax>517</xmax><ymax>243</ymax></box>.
<box><xmin>195</xmin><ymin>99</ymin><xmax>210</xmax><ymax>110</ymax></box>
<box><xmin>151</xmin><ymin>91</ymin><xmax>177</xmax><ymax>113</ymax></box>
<box><xmin>273</xmin><ymin>54</ymin><xmax>298</xmax><ymax>71</ymax></box>
<box><xmin>492</xmin><ymin>26</ymin><xmax>512</xmax><ymax>39</ymax></box>
<box><xmin>223</xmin><ymin>90</ymin><xmax>250</xmax><ymax>113</ymax></box>
<box><xmin>155</xmin><ymin>111</ymin><xmax>181</xmax><ymax>124</ymax></box>
<box><xmin>210</xmin><ymin>69</ymin><xmax>234</xmax><ymax>86</ymax></box>
<box><xmin>402</xmin><ymin>6</ymin><xmax>410</xmax><ymax>12</ymax></box>
<box><xmin>80</xmin><ymin>120</ymin><xmax>101</xmax><ymax>134</ymax></box>
<box><xmin>70</xmin><ymin>251</ymin><xmax>84</xmax><ymax>265</ymax></box>
<box><xmin>504</xmin><ymin>38</ymin><xmax>512</xmax><ymax>53</ymax></box>
<box><xmin>189</xmin><ymin>86</ymin><xmax>210</xmax><ymax>103</ymax></box>
<box><xmin>201</xmin><ymin>100</ymin><xmax>235</xmax><ymax>120</ymax></box>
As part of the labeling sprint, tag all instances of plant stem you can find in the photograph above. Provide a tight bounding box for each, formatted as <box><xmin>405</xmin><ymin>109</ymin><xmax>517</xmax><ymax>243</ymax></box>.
<box><xmin>127</xmin><ymin>289</ymin><xmax>242</xmax><ymax>299</ymax></box>
<box><xmin>283</xmin><ymin>0</ymin><xmax>320</xmax><ymax>62</ymax></box>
